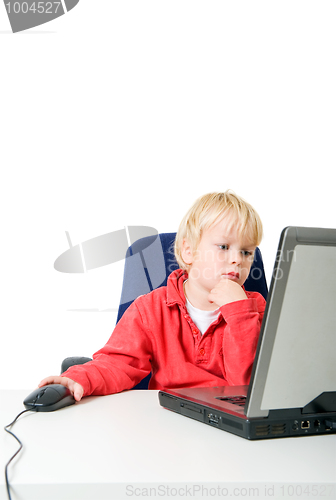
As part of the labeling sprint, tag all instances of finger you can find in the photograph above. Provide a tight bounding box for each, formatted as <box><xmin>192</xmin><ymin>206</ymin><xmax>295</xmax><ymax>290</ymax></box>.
<box><xmin>208</xmin><ymin>291</ymin><xmax>218</xmax><ymax>304</ymax></box>
<box><xmin>38</xmin><ymin>376</ymin><xmax>62</xmax><ymax>387</ymax></box>
<box><xmin>72</xmin><ymin>384</ymin><xmax>84</xmax><ymax>402</ymax></box>
<box><xmin>64</xmin><ymin>379</ymin><xmax>84</xmax><ymax>401</ymax></box>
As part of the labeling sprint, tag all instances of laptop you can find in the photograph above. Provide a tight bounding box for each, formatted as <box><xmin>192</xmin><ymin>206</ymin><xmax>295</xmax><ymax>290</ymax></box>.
<box><xmin>158</xmin><ymin>226</ymin><xmax>336</xmax><ymax>439</ymax></box>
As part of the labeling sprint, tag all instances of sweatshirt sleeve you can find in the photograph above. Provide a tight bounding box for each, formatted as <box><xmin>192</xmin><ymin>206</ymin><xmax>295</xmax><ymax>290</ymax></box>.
<box><xmin>61</xmin><ymin>300</ymin><xmax>153</xmax><ymax>396</ymax></box>
<box><xmin>220</xmin><ymin>292</ymin><xmax>266</xmax><ymax>386</ymax></box>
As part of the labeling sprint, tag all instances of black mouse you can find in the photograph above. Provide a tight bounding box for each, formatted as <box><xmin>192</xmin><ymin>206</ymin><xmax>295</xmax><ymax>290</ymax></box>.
<box><xmin>23</xmin><ymin>384</ymin><xmax>76</xmax><ymax>412</ymax></box>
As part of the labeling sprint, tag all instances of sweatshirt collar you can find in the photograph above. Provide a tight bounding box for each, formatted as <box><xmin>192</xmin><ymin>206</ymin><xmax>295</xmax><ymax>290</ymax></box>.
<box><xmin>166</xmin><ymin>269</ymin><xmax>188</xmax><ymax>307</ymax></box>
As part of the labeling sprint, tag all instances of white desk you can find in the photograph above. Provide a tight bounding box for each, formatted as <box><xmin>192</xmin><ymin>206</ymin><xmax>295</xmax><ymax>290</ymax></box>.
<box><xmin>1</xmin><ymin>390</ymin><xmax>335</xmax><ymax>500</ymax></box>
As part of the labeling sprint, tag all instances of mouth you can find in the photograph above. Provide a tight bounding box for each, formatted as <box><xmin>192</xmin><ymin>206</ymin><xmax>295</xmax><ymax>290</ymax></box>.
<box><xmin>221</xmin><ymin>272</ymin><xmax>240</xmax><ymax>281</ymax></box>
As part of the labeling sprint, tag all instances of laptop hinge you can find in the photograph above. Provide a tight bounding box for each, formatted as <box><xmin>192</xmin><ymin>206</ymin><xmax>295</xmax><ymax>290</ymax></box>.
<box><xmin>301</xmin><ymin>391</ymin><xmax>336</xmax><ymax>414</ymax></box>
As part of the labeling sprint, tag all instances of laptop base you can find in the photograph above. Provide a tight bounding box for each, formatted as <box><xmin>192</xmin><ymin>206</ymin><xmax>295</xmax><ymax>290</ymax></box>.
<box><xmin>159</xmin><ymin>390</ymin><xmax>336</xmax><ymax>440</ymax></box>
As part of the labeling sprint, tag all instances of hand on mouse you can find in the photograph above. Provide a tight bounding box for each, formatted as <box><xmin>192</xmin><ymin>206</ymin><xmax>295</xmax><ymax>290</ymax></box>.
<box><xmin>39</xmin><ymin>376</ymin><xmax>84</xmax><ymax>402</ymax></box>
<box><xmin>208</xmin><ymin>277</ymin><xmax>248</xmax><ymax>307</ymax></box>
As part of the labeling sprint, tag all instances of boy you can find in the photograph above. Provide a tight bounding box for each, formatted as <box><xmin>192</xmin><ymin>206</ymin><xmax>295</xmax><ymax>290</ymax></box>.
<box><xmin>39</xmin><ymin>191</ymin><xmax>266</xmax><ymax>401</ymax></box>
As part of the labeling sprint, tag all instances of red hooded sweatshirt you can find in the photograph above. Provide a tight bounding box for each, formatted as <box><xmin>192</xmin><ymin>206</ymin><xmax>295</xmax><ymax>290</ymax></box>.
<box><xmin>61</xmin><ymin>270</ymin><xmax>266</xmax><ymax>396</ymax></box>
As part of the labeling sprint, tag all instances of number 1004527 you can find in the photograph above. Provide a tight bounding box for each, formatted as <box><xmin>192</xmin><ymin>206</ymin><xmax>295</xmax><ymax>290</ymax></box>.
<box><xmin>5</xmin><ymin>2</ymin><xmax>61</xmax><ymax>14</ymax></box>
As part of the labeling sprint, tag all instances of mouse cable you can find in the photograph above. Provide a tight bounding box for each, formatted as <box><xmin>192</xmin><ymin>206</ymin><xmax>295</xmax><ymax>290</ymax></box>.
<box><xmin>4</xmin><ymin>408</ymin><xmax>36</xmax><ymax>500</ymax></box>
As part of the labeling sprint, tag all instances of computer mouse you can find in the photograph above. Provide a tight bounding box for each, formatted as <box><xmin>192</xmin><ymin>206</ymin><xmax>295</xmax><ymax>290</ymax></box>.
<box><xmin>23</xmin><ymin>384</ymin><xmax>76</xmax><ymax>412</ymax></box>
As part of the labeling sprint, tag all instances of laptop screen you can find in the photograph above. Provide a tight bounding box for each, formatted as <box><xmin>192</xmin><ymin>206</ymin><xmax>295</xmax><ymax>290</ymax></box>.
<box><xmin>246</xmin><ymin>227</ymin><xmax>336</xmax><ymax>418</ymax></box>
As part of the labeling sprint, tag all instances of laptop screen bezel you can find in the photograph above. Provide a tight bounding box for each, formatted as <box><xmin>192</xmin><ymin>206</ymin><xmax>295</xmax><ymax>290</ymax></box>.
<box><xmin>245</xmin><ymin>226</ymin><xmax>336</xmax><ymax>418</ymax></box>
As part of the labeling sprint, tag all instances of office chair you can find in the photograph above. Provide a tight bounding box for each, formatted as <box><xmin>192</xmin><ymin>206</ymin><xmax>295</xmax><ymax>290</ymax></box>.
<box><xmin>61</xmin><ymin>233</ymin><xmax>268</xmax><ymax>389</ymax></box>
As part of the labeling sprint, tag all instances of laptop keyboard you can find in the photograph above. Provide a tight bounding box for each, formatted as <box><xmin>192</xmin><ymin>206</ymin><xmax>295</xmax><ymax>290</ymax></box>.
<box><xmin>215</xmin><ymin>396</ymin><xmax>246</xmax><ymax>407</ymax></box>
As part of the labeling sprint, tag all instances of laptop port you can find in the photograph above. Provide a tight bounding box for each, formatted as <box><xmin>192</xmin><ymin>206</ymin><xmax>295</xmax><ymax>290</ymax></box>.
<box><xmin>208</xmin><ymin>413</ymin><xmax>219</xmax><ymax>425</ymax></box>
<box><xmin>301</xmin><ymin>420</ymin><xmax>310</xmax><ymax>429</ymax></box>
<box><xmin>292</xmin><ymin>420</ymin><xmax>299</xmax><ymax>431</ymax></box>
<box><xmin>324</xmin><ymin>419</ymin><xmax>336</xmax><ymax>431</ymax></box>
<box><xmin>314</xmin><ymin>420</ymin><xmax>321</xmax><ymax>428</ymax></box>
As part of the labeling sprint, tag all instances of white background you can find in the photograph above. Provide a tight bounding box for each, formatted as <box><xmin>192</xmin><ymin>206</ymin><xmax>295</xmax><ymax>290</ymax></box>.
<box><xmin>0</xmin><ymin>1</ymin><xmax>335</xmax><ymax>390</ymax></box>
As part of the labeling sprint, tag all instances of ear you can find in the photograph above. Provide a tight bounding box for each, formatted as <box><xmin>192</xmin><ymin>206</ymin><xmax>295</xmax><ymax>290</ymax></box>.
<box><xmin>181</xmin><ymin>238</ymin><xmax>194</xmax><ymax>266</ymax></box>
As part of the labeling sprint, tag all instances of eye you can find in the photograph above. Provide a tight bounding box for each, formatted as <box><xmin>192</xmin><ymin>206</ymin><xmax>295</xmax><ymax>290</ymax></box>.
<box><xmin>241</xmin><ymin>250</ymin><xmax>254</xmax><ymax>257</ymax></box>
<box><xmin>218</xmin><ymin>244</ymin><xmax>228</xmax><ymax>250</ymax></box>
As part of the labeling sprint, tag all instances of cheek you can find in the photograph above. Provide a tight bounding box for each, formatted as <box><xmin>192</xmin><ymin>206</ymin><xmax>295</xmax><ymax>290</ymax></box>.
<box><xmin>216</xmin><ymin>251</ymin><xmax>228</xmax><ymax>264</ymax></box>
<box><xmin>241</xmin><ymin>262</ymin><xmax>252</xmax><ymax>281</ymax></box>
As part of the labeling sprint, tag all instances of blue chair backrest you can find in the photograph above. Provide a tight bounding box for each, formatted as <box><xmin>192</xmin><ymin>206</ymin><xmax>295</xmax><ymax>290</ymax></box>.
<box><xmin>117</xmin><ymin>233</ymin><xmax>268</xmax><ymax>389</ymax></box>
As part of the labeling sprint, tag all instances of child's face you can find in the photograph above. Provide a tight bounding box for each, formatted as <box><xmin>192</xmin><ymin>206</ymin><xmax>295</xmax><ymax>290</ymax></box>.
<box><xmin>183</xmin><ymin>216</ymin><xmax>256</xmax><ymax>292</ymax></box>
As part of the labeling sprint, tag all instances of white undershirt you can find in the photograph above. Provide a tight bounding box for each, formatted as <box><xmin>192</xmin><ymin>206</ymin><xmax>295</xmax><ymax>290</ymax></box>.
<box><xmin>185</xmin><ymin>297</ymin><xmax>220</xmax><ymax>335</ymax></box>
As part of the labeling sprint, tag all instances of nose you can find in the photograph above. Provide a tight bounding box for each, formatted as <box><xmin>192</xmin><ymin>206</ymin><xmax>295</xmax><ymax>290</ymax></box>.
<box><xmin>229</xmin><ymin>249</ymin><xmax>243</xmax><ymax>265</ymax></box>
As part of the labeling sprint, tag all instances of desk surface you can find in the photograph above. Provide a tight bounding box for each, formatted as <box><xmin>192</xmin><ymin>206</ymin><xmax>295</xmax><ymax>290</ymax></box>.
<box><xmin>1</xmin><ymin>390</ymin><xmax>335</xmax><ymax>500</ymax></box>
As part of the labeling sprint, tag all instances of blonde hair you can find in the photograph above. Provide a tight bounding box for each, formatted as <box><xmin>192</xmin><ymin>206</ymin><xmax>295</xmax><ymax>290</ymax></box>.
<box><xmin>174</xmin><ymin>190</ymin><xmax>263</xmax><ymax>271</ymax></box>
